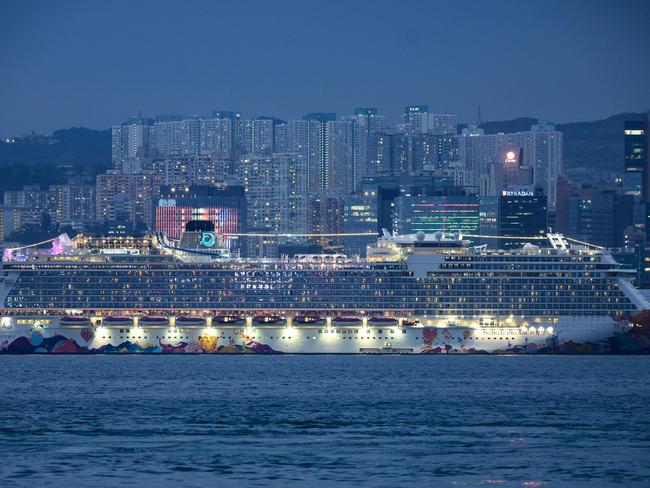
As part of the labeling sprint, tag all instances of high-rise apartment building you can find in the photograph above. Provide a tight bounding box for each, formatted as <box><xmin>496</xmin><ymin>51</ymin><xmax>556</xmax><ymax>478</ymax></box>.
<box><xmin>152</xmin><ymin>156</ymin><xmax>230</xmax><ymax>187</ymax></box>
<box><xmin>419</xmin><ymin>113</ymin><xmax>458</xmax><ymax>135</ymax></box>
<box><xmin>212</xmin><ymin>111</ymin><xmax>242</xmax><ymax>156</ymax></box>
<box><xmin>400</xmin><ymin>105</ymin><xmax>457</xmax><ymax>136</ymax></box>
<box><xmin>49</xmin><ymin>184</ymin><xmax>96</xmax><ymax>225</ymax></box>
<box><xmin>250</xmin><ymin>117</ymin><xmax>275</xmax><ymax>154</ymax></box>
<box><xmin>274</xmin><ymin>121</ymin><xmax>289</xmax><ymax>153</ymax></box>
<box><xmin>326</xmin><ymin>120</ymin><xmax>355</xmax><ymax>194</ymax></box>
<box><xmin>114</xmin><ymin>115</ymin><xmax>233</xmax><ymax>165</ymax></box>
<box><xmin>96</xmin><ymin>171</ymin><xmax>162</xmax><ymax>229</ymax></box>
<box><xmin>457</xmin><ymin>121</ymin><xmax>562</xmax><ymax>208</ymax></box>
<box><xmin>241</xmin><ymin>153</ymin><xmax>307</xmax><ymax>235</ymax></box>
<box><xmin>402</xmin><ymin>105</ymin><xmax>429</xmax><ymax>134</ymax></box>
<box><xmin>346</xmin><ymin>108</ymin><xmax>387</xmax><ymax>187</ymax></box>
<box><xmin>111</xmin><ymin>115</ymin><xmax>154</xmax><ymax>168</ymax></box>
<box><xmin>302</xmin><ymin>113</ymin><xmax>336</xmax><ymax>191</ymax></box>
<box><xmin>307</xmin><ymin>191</ymin><xmax>345</xmax><ymax>249</ymax></box>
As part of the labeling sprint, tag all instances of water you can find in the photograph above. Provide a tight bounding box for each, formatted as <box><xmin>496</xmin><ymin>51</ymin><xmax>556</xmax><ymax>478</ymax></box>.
<box><xmin>0</xmin><ymin>356</ymin><xmax>649</xmax><ymax>487</ymax></box>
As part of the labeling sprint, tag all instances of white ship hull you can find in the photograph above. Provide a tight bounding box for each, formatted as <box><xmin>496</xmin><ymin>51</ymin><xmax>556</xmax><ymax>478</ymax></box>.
<box><xmin>0</xmin><ymin>314</ymin><xmax>635</xmax><ymax>354</ymax></box>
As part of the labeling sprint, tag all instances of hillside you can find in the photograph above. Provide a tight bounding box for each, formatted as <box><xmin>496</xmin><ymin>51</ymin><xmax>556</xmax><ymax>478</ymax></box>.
<box><xmin>473</xmin><ymin>112</ymin><xmax>647</xmax><ymax>172</ymax></box>
<box><xmin>0</xmin><ymin>127</ymin><xmax>111</xmax><ymax>191</ymax></box>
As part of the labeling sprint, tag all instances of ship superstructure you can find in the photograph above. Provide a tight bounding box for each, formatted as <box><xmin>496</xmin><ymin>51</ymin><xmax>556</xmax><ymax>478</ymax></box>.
<box><xmin>0</xmin><ymin>229</ymin><xmax>647</xmax><ymax>354</ymax></box>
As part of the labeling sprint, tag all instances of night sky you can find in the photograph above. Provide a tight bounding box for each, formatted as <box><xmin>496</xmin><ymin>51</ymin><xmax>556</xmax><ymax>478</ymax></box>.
<box><xmin>1</xmin><ymin>0</ymin><xmax>649</xmax><ymax>135</ymax></box>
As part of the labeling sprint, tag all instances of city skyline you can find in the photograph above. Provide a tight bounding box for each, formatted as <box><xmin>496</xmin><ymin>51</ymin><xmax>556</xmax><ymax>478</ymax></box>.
<box><xmin>2</xmin><ymin>3</ymin><xmax>650</xmax><ymax>487</ymax></box>
<box><xmin>1</xmin><ymin>0</ymin><xmax>649</xmax><ymax>135</ymax></box>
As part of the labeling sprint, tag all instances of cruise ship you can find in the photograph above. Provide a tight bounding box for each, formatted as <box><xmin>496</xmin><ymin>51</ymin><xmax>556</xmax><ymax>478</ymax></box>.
<box><xmin>1</xmin><ymin>225</ymin><xmax>649</xmax><ymax>354</ymax></box>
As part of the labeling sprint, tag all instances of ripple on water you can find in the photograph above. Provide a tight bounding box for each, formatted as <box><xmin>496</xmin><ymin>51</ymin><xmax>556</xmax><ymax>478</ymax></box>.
<box><xmin>0</xmin><ymin>355</ymin><xmax>648</xmax><ymax>487</ymax></box>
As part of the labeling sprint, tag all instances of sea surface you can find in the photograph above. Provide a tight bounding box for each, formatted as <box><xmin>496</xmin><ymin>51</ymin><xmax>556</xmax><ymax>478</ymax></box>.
<box><xmin>0</xmin><ymin>356</ymin><xmax>649</xmax><ymax>487</ymax></box>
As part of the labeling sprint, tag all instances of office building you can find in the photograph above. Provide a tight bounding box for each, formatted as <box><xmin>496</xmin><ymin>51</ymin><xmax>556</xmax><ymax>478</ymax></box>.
<box><xmin>567</xmin><ymin>189</ymin><xmax>634</xmax><ymax>248</ymax></box>
<box><xmin>343</xmin><ymin>195</ymin><xmax>377</xmax><ymax>257</ymax></box>
<box><xmin>624</xmin><ymin>116</ymin><xmax>650</xmax><ymax>200</ymax></box>
<box><xmin>498</xmin><ymin>187</ymin><xmax>548</xmax><ymax>249</ymax></box>
<box><xmin>361</xmin><ymin>175</ymin><xmax>462</xmax><ymax>233</ymax></box>
<box><xmin>392</xmin><ymin>195</ymin><xmax>480</xmax><ymax>236</ymax></box>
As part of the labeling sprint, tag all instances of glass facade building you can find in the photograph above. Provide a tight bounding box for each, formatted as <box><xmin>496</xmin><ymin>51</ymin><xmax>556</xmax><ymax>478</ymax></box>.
<box><xmin>392</xmin><ymin>196</ymin><xmax>480</xmax><ymax>236</ymax></box>
<box><xmin>499</xmin><ymin>189</ymin><xmax>548</xmax><ymax>249</ymax></box>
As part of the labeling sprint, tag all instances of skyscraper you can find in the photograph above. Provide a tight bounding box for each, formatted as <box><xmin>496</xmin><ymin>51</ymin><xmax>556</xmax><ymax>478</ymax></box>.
<box><xmin>402</xmin><ymin>105</ymin><xmax>429</xmax><ymax>134</ymax></box>
<box><xmin>326</xmin><ymin>119</ymin><xmax>355</xmax><ymax>194</ymax></box>
<box><xmin>302</xmin><ymin>113</ymin><xmax>336</xmax><ymax>191</ymax></box>
<box><xmin>419</xmin><ymin>113</ymin><xmax>458</xmax><ymax>135</ymax></box>
<box><xmin>347</xmin><ymin>108</ymin><xmax>387</xmax><ymax>186</ymax></box>
<box><xmin>457</xmin><ymin>121</ymin><xmax>562</xmax><ymax>208</ymax></box>
<box><xmin>624</xmin><ymin>116</ymin><xmax>650</xmax><ymax>200</ymax></box>
<box><xmin>241</xmin><ymin>153</ymin><xmax>307</xmax><ymax>234</ymax></box>
<box><xmin>111</xmin><ymin>115</ymin><xmax>154</xmax><ymax>168</ymax></box>
<box><xmin>49</xmin><ymin>184</ymin><xmax>96</xmax><ymax>225</ymax></box>
<box><xmin>498</xmin><ymin>187</ymin><xmax>548</xmax><ymax>249</ymax></box>
<box><xmin>251</xmin><ymin>117</ymin><xmax>275</xmax><ymax>154</ymax></box>
<box><xmin>392</xmin><ymin>195</ymin><xmax>481</xmax><ymax>236</ymax></box>
<box><xmin>212</xmin><ymin>110</ymin><xmax>242</xmax><ymax>156</ymax></box>
<box><xmin>96</xmin><ymin>171</ymin><xmax>162</xmax><ymax>229</ymax></box>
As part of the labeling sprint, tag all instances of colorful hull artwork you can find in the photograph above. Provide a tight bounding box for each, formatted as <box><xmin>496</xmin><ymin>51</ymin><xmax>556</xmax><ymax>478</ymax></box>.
<box><xmin>419</xmin><ymin>328</ymin><xmax>650</xmax><ymax>355</ymax></box>
<box><xmin>0</xmin><ymin>317</ymin><xmax>649</xmax><ymax>354</ymax></box>
<box><xmin>0</xmin><ymin>329</ymin><xmax>279</xmax><ymax>354</ymax></box>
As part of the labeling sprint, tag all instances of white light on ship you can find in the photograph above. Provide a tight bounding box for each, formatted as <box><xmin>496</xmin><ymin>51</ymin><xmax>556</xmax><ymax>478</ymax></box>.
<box><xmin>546</xmin><ymin>326</ymin><xmax>554</xmax><ymax>334</ymax></box>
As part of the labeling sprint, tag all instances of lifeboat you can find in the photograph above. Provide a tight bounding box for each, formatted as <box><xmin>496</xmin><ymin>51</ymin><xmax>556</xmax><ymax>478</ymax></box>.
<box><xmin>401</xmin><ymin>319</ymin><xmax>419</xmax><ymax>327</ymax></box>
<box><xmin>253</xmin><ymin>315</ymin><xmax>286</xmax><ymax>325</ymax></box>
<box><xmin>139</xmin><ymin>316</ymin><xmax>169</xmax><ymax>327</ymax></box>
<box><xmin>293</xmin><ymin>315</ymin><xmax>325</xmax><ymax>325</ymax></box>
<box><xmin>368</xmin><ymin>316</ymin><xmax>398</xmax><ymax>325</ymax></box>
<box><xmin>103</xmin><ymin>316</ymin><xmax>133</xmax><ymax>327</ymax></box>
<box><xmin>175</xmin><ymin>316</ymin><xmax>206</xmax><ymax>327</ymax></box>
<box><xmin>213</xmin><ymin>314</ymin><xmax>246</xmax><ymax>326</ymax></box>
<box><xmin>59</xmin><ymin>316</ymin><xmax>91</xmax><ymax>326</ymax></box>
<box><xmin>332</xmin><ymin>316</ymin><xmax>362</xmax><ymax>326</ymax></box>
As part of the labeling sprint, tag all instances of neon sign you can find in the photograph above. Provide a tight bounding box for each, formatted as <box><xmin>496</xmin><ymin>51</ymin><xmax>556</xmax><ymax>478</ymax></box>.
<box><xmin>199</xmin><ymin>232</ymin><xmax>216</xmax><ymax>247</ymax></box>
